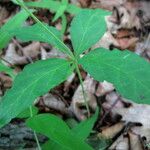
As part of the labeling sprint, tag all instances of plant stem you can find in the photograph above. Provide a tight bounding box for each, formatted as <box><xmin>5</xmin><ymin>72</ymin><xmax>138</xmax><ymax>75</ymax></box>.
<box><xmin>75</xmin><ymin>62</ymin><xmax>90</xmax><ymax>117</ymax></box>
<box><xmin>15</xmin><ymin>0</ymin><xmax>74</xmax><ymax>59</ymax></box>
<box><xmin>16</xmin><ymin>0</ymin><xmax>90</xmax><ymax>117</ymax></box>
<box><xmin>30</xmin><ymin>107</ymin><xmax>42</xmax><ymax>150</ymax></box>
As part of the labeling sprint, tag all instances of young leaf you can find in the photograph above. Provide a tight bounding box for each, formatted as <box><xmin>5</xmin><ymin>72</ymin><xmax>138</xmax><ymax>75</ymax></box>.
<box><xmin>17</xmin><ymin>106</ymin><xmax>38</xmax><ymax>119</ymax></box>
<box><xmin>70</xmin><ymin>9</ymin><xmax>111</xmax><ymax>56</ymax></box>
<box><xmin>72</xmin><ymin>108</ymin><xmax>99</xmax><ymax>140</ymax></box>
<box><xmin>0</xmin><ymin>58</ymin><xmax>73</xmax><ymax>128</ymax></box>
<box><xmin>0</xmin><ymin>10</ymin><xmax>30</xmax><ymax>50</ymax></box>
<box><xmin>26</xmin><ymin>114</ymin><xmax>93</xmax><ymax>150</ymax></box>
<box><xmin>0</xmin><ymin>61</ymin><xmax>15</xmax><ymax>79</ymax></box>
<box><xmin>80</xmin><ymin>48</ymin><xmax>150</xmax><ymax>104</ymax></box>
<box><xmin>25</xmin><ymin>0</ymin><xmax>81</xmax><ymax>15</ymax></box>
<box><xmin>52</xmin><ymin>0</ymin><xmax>68</xmax><ymax>22</ymax></box>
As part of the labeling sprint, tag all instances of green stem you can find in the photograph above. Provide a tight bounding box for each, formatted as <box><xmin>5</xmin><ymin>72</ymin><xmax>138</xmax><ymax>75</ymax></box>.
<box><xmin>30</xmin><ymin>107</ymin><xmax>42</xmax><ymax>150</ymax></box>
<box><xmin>75</xmin><ymin>62</ymin><xmax>90</xmax><ymax>117</ymax></box>
<box><xmin>15</xmin><ymin>0</ymin><xmax>74</xmax><ymax>59</ymax></box>
<box><xmin>16</xmin><ymin>0</ymin><xmax>90</xmax><ymax>118</ymax></box>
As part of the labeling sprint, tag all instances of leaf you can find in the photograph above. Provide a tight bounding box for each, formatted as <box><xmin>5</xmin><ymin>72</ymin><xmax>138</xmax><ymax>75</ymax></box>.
<box><xmin>66</xmin><ymin>3</ymin><xmax>81</xmax><ymax>14</ymax></box>
<box><xmin>26</xmin><ymin>114</ymin><xmax>93</xmax><ymax>150</ymax></box>
<box><xmin>42</xmin><ymin>140</ymin><xmax>65</xmax><ymax>150</ymax></box>
<box><xmin>11</xmin><ymin>23</ymin><xmax>68</xmax><ymax>53</ymax></box>
<box><xmin>0</xmin><ymin>10</ymin><xmax>31</xmax><ymax>50</ymax></box>
<box><xmin>72</xmin><ymin>108</ymin><xmax>99</xmax><ymax>140</ymax></box>
<box><xmin>11</xmin><ymin>0</ymin><xmax>23</xmax><ymax>4</ymax></box>
<box><xmin>17</xmin><ymin>106</ymin><xmax>38</xmax><ymax>118</ymax></box>
<box><xmin>42</xmin><ymin>109</ymin><xmax>98</xmax><ymax>150</ymax></box>
<box><xmin>0</xmin><ymin>61</ymin><xmax>15</xmax><ymax>79</ymax></box>
<box><xmin>52</xmin><ymin>0</ymin><xmax>68</xmax><ymax>22</ymax></box>
<box><xmin>61</xmin><ymin>14</ymin><xmax>67</xmax><ymax>35</ymax></box>
<box><xmin>70</xmin><ymin>9</ymin><xmax>111</xmax><ymax>56</ymax></box>
<box><xmin>80</xmin><ymin>48</ymin><xmax>150</xmax><ymax>104</ymax></box>
<box><xmin>0</xmin><ymin>58</ymin><xmax>73</xmax><ymax>128</ymax></box>
<box><xmin>25</xmin><ymin>0</ymin><xmax>81</xmax><ymax>15</ymax></box>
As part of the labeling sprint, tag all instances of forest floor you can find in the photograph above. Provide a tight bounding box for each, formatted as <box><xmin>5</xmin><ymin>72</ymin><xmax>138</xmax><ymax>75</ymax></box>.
<box><xmin>0</xmin><ymin>0</ymin><xmax>150</xmax><ymax>150</ymax></box>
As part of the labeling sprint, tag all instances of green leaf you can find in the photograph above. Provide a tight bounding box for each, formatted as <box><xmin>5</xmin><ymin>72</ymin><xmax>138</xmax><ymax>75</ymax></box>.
<box><xmin>42</xmin><ymin>109</ymin><xmax>98</xmax><ymax>150</ymax></box>
<box><xmin>0</xmin><ymin>58</ymin><xmax>73</xmax><ymax>128</ymax></box>
<box><xmin>72</xmin><ymin>108</ymin><xmax>99</xmax><ymax>140</ymax></box>
<box><xmin>26</xmin><ymin>114</ymin><xmax>93</xmax><ymax>150</ymax></box>
<box><xmin>11</xmin><ymin>0</ymin><xmax>23</xmax><ymax>4</ymax></box>
<box><xmin>17</xmin><ymin>106</ymin><xmax>38</xmax><ymax>118</ymax></box>
<box><xmin>0</xmin><ymin>61</ymin><xmax>15</xmax><ymax>79</ymax></box>
<box><xmin>52</xmin><ymin>0</ymin><xmax>68</xmax><ymax>22</ymax></box>
<box><xmin>80</xmin><ymin>48</ymin><xmax>150</xmax><ymax>104</ymax></box>
<box><xmin>0</xmin><ymin>10</ymin><xmax>30</xmax><ymax>50</ymax></box>
<box><xmin>42</xmin><ymin>140</ymin><xmax>65</xmax><ymax>150</ymax></box>
<box><xmin>25</xmin><ymin>0</ymin><xmax>81</xmax><ymax>15</ymax></box>
<box><xmin>66</xmin><ymin>3</ymin><xmax>81</xmax><ymax>14</ymax></box>
<box><xmin>70</xmin><ymin>9</ymin><xmax>111</xmax><ymax>56</ymax></box>
<box><xmin>61</xmin><ymin>14</ymin><xmax>67</xmax><ymax>35</ymax></box>
<box><xmin>11</xmin><ymin>23</ymin><xmax>68</xmax><ymax>53</ymax></box>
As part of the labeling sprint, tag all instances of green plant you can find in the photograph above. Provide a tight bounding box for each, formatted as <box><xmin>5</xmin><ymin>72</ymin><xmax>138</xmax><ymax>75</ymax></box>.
<box><xmin>0</xmin><ymin>9</ymin><xmax>31</xmax><ymax>49</ymax></box>
<box><xmin>12</xmin><ymin>0</ymin><xmax>82</xmax><ymax>35</ymax></box>
<box><xmin>0</xmin><ymin>0</ymin><xmax>150</xmax><ymax>149</ymax></box>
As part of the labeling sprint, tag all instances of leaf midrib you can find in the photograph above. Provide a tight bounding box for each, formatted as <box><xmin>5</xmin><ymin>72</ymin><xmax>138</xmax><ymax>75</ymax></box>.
<box><xmin>0</xmin><ymin>62</ymin><xmax>69</xmax><ymax>120</ymax></box>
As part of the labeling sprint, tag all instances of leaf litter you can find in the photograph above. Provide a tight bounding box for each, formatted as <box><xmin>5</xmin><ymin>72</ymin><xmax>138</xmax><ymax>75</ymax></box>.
<box><xmin>0</xmin><ymin>0</ymin><xmax>150</xmax><ymax>149</ymax></box>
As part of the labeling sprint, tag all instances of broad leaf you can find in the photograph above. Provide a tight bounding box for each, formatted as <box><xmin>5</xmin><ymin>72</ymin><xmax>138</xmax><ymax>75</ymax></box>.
<box><xmin>25</xmin><ymin>0</ymin><xmax>81</xmax><ymax>15</ymax></box>
<box><xmin>26</xmin><ymin>114</ymin><xmax>93</xmax><ymax>150</ymax></box>
<box><xmin>42</xmin><ymin>140</ymin><xmax>64</xmax><ymax>150</ymax></box>
<box><xmin>43</xmin><ymin>109</ymin><xmax>98</xmax><ymax>150</ymax></box>
<box><xmin>17</xmin><ymin>106</ymin><xmax>38</xmax><ymax>118</ymax></box>
<box><xmin>0</xmin><ymin>58</ymin><xmax>73</xmax><ymax>128</ymax></box>
<box><xmin>0</xmin><ymin>10</ymin><xmax>30</xmax><ymax>50</ymax></box>
<box><xmin>80</xmin><ymin>48</ymin><xmax>150</xmax><ymax>104</ymax></box>
<box><xmin>71</xmin><ymin>9</ymin><xmax>111</xmax><ymax>56</ymax></box>
<box><xmin>0</xmin><ymin>61</ymin><xmax>15</xmax><ymax>79</ymax></box>
<box><xmin>72</xmin><ymin>108</ymin><xmax>99</xmax><ymax>140</ymax></box>
<box><xmin>11</xmin><ymin>23</ymin><xmax>69</xmax><ymax>53</ymax></box>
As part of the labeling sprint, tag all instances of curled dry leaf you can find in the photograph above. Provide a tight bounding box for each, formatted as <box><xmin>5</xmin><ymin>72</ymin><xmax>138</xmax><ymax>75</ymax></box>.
<box><xmin>0</xmin><ymin>73</ymin><xmax>12</xmax><ymax>97</ymax></box>
<box><xmin>3</xmin><ymin>42</ymin><xmax>41</xmax><ymax>66</ymax></box>
<box><xmin>78</xmin><ymin>0</ymin><xmax>92</xmax><ymax>7</ymax></box>
<box><xmin>91</xmin><ymin>0</ymin><xmax>124</xmax><ymax>11</ymax></box>
<box><xmin>108</xmin><ymin>134</ymin><xmax>129</xmax><ymax>150</ymax></box>
<box><xmin>39</xmin><ymin>93</ymin><xmax>69</xmax><ymax>115</ymax></box>
<box><xmin>98</xmin><ymin>122</ymin><xmax>124</xmax><ymax>139</ymax></box>
<box><xmin>71</xmin><ymin>75</ymin><xmax>115</xmax><ymax>120</ymax></box>
<box><xmin>94</xmin><ymin>0</ymin><xmax>150</xmax><ymax>60</ymax></box>
<box><xmin>100</xmin><ymin>92</ymin><xmax>150</xmax><ymax>149</ymax></box>
<box><xmin>0</xmin><ymin>6</ymin><xmax>9</xmax><ymax>26</ymax></box>
<box><xmin>40</xmin><ymin>46</ymin><xmax>67</xmax><ymax>60</ymax></box>
<box><xmin>2</xmin><ymin>43</ymin><xmax>28</xmax><ymax>66</ymax></box>
<box><xmin>22</xmin><ymin>42</ymin><xmax>41</xmax><ymax>58</ymax></box>
<box><xmin>71</xmin><ymin>75</ymin><xmax>97</xmax><ymax>120</ymax></box>
<box><xmin>64</xmin><ymin>73</ymin><xmax>75</xmax><ymax>91</ymax></box>
<box><xmin>95</xmin><ymin>81</ymin><xmax>114</xmax><ymax>97</ymax></box>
